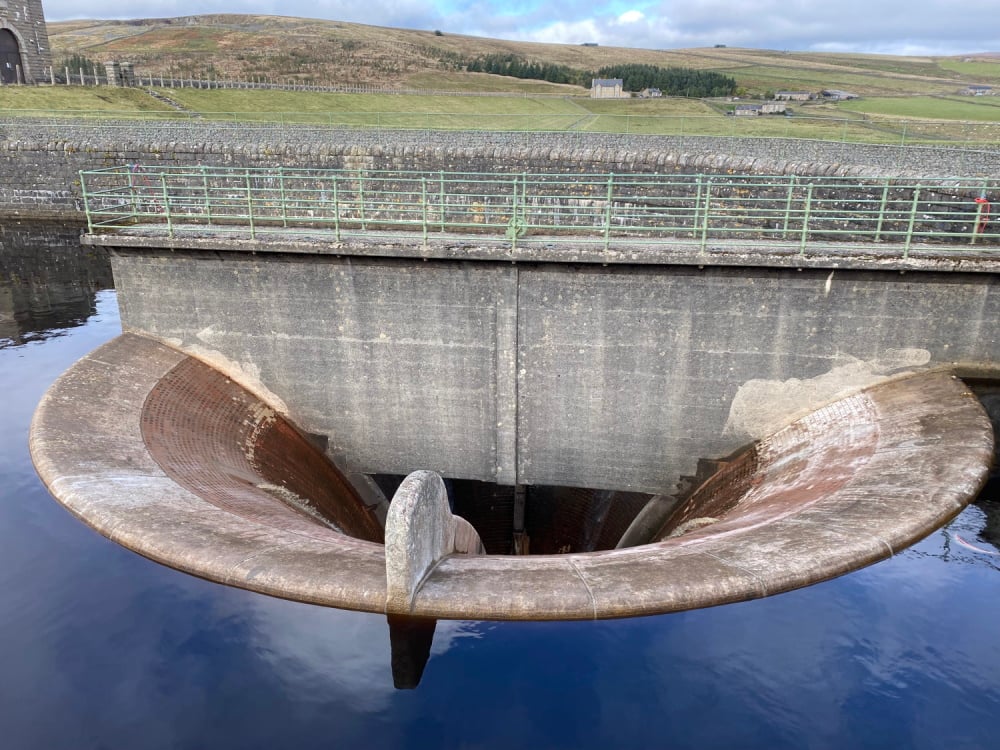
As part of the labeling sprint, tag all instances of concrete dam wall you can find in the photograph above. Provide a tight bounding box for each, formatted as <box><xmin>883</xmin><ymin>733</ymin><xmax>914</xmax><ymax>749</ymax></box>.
<box><xmin>105</xmin><ymin>239</ymin><xmax>1000</xmax><ymax>496</ymax></box>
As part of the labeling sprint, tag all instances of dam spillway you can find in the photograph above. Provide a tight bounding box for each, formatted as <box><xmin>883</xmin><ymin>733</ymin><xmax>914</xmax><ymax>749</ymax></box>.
<box><xmin>29</xmin><ymin>162</ymin><xmax>1000</xmax><ymax>619</ymax></box>
<box><xmin>30</xmin><ymin>332</ymin><xmax>992</xmax><ymax>619</ymax></box>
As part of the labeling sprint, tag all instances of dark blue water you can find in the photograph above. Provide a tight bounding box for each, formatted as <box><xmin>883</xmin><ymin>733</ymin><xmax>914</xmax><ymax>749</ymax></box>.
<box><xmin>2</xmin><ymin>225</ymin><xmax>999</xmax><ymax>750</ymax></box>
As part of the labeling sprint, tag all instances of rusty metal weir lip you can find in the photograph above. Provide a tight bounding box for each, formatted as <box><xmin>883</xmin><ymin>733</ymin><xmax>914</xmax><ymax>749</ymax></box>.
<box><xmin>30</xmin><ymin>333</ymin><xmax>994</xmax><ymax>621</ymax></box>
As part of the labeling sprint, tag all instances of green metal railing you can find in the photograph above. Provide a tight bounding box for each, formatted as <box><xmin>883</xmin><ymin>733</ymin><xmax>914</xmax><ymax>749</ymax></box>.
<box><xmin>81</xmin><ymin>166</ymin><xmax>1000</xmax><ymax>256</ymax></box>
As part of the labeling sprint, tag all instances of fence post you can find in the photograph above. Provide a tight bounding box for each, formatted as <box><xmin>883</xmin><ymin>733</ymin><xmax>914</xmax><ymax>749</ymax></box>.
<box><xmin>245</xmin><ymin>169</ymin><xmax>256</xmax><ymax>239</ymax></box>
<box><xmin>160</xmin><ymin>173</ymin><xmax>174</xmax><ymax>238</ymax></box>
<box><xmin>799</xmin><ymin>184</ymin><xmax>813</xmax><ymax>255</ymax></box>
<box><xmin>903</xmin><ymin>185</ymin><xmax>921</xmax><ymax>259</ymax></box>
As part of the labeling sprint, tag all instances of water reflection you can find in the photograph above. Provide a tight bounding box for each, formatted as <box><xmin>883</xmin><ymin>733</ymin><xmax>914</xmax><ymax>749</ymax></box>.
<box><xmin>0</xmin><ymin>220</ymin><xmax>112</xmax><ymax>347</ymax></box>
<box><xmin>3</xmin><ymin>220</ymin><xmax>1000</xmax><ymax>748</ymax></box>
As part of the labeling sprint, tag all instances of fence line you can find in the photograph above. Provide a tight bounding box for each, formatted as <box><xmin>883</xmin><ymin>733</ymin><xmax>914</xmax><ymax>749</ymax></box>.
<box><xmin>3</xmin><ymin>105</ymin><xmax>998</xmax><ymax>146</ymax></box>
<box><xmin>80</xmin><ymin>165</ymin><xmax>1000</xmax><ymax>257</ymax></box>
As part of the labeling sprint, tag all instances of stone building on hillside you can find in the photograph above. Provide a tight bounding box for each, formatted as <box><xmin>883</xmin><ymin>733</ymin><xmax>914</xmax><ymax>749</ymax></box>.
<box><xmin>0</xmin><ymin>0</ymin><xmax>52</xmax><ymax>84</ymax></box>
<box><xmin>591</xmin><ymin>78</ymin><xmax>625</xmax><ymax>98</ymax></box>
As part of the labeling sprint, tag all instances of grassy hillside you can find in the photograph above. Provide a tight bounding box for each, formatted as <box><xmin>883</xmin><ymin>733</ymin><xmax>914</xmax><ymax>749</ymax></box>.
<box><xmin>45</xmin><ymin>14</ymin><xmax>1000</xmax><ymax>97</ymax></box>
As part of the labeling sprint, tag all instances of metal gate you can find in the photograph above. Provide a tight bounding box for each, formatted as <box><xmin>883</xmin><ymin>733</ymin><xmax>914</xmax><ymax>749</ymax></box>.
<box><xmin>0</xmin><ymin>29</ymin><xmax>22</xmax><ymax>84</ymax></box>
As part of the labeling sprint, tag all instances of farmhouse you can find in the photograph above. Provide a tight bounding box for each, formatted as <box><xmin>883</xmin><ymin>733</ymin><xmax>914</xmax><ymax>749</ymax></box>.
<box><xmin>591</xmin><ymin>78</ymin><xmax>625</xmax><ymax>98</ymax></box>
<box><xmin>639</xmin><ymin>87</ymin><xmax>662</xmax><ymax>98</ymax></box>
<box><xmin>734</xmin><ymin>104</ymin><xmax>762</xmax><ymax>116</ymax></box>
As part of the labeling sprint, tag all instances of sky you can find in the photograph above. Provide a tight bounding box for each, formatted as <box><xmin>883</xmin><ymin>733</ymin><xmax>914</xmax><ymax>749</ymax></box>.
<box><xmin>39</xmin><ymin>1</ymin><xmax>1000</xmax><ymax>56</ymax></box>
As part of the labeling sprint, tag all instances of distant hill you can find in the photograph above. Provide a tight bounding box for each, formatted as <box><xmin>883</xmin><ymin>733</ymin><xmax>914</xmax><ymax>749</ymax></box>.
<box><xmin>45</xmin><ymin>14</ymin><xmax>1000</xmax><ymax>97</ymax></box>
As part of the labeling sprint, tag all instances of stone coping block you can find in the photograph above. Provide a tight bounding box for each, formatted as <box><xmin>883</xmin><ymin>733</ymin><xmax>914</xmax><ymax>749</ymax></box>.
<box><xmin>30</xmin><ymin>333</ymin><xmax>993</xmax><ymax>620</ymax></box>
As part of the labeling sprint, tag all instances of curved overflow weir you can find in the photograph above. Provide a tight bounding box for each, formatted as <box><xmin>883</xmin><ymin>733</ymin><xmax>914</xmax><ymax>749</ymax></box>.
<box><xmin>30</xmin><ymin>332</ymin><xmax>993</xmax><ymax>621</ymax></box>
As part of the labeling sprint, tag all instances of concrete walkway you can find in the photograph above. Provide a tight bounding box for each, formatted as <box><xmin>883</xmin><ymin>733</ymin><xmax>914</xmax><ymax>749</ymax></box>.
<box><xmin>30</xmin><ymin>333</ymin><xmax>993</xmax><ymax>619</ymax></box>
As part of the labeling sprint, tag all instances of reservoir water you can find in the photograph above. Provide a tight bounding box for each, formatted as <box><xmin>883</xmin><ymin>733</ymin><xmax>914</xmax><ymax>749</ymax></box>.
<box><xmin>2</xmin><ymin>222</ymin><xmax>999</xmax><ymax>749</ymax></box>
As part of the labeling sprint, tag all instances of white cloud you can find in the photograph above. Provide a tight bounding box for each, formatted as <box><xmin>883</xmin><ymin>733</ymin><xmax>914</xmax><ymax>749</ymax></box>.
<box><xmin>617</xmin><ymin>9</ymin><xmax>645</xmax><ymax>24</ymax></box>
<box><xmin>37</xmin><ymin>0</ymin><xmax>1000</xmax><ymax>54</ymax></box>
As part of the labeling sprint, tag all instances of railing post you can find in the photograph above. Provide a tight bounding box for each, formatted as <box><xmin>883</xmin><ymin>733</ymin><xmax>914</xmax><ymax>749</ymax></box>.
<box><xmin>693</xmin><ymin>174</ymin><xmax>704</xmax><ymax>236</ymax></box>
<box><xmin>358</xmin><ymin>170</ymin><xmax>367</xmax><ymax>230</ymax></box>
<box><xmin>439</xmin><ymin>171</ymin><xmax>446</xmax><ymax>232</ymax></box>
<box><xmin>332</xmin><ymin>176</ymin><xmax>341</xmax><ymax>242</ymax></box>
<box><xmin>782</xmin><ymin>176</ymin><xmax>798</xmax><ymax>237</ymax></box>
<box><xmin>700</xmin><ymin>177</ymin><xmax>713</xmax><ymax>252</ymax></box>
<box><xmin>799</xmin><ymin>183</ymin><xmax>814</xmax><ymax>255</ymax></box>
<box><xmin>80</xmin><ymin>171</ymin><xmax>94</xmax><ymax>232</ymax></box>
<box><xmin>126</xmin><ymin>165</ymin><xmax>137</xmax><ymax>218</ymax></box>
<box><xmin>904</xmin><ymin>185</ymin><xmax>921</xmax><ymax>259</ymax></box>
<box><xmin>971</xmin><ymin>198</ymin><xmax>985</xmax><ymax>246</ymax></box>
<box><xmin>514</xmin><ymin>174</ymin><xmax>521</xmax><ymax>250</ymax></box>
<box><xmin>874</xmin><ymin>180</ymin><xmax>890</xmax><ymax>241</ymax></box>
<box><xmin>421</xmin><ymin>177</ymin><xmax>428</xmax><ymax>244</ymax></box>
<box><xmin>245</xmin><ymin>169</ymin><xmax>256</xmax><ymax>239</ymax></box>
<box><xmin>160</xmin><ymin>173</ymin><xmax>174</xmax><ymax>238</ymax></box>
<box><xmin>604</xmin><ymin>173</ymin><xmax>615</xmax><ymax>251</ymax></box>
<box><xmin>278</xmin><ymin>167</ymin><xmax>288</xmax><ymax>227</ymax></box>
<box><xmin>201</xmin><ymin>166</ymin><xmax>212</xmax><ymax>225</ymax></box>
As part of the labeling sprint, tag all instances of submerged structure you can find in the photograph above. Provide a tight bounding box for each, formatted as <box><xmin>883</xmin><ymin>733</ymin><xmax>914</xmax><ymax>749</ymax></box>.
<box><xmin>30</xmin><ymin>165</ymin><xmax>999</xmax><ymax>625</ymax></box>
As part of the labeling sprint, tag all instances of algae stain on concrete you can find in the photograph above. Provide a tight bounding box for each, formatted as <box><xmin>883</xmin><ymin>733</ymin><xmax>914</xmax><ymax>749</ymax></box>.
<box><xmin>724</xmin><ymin>348</ymin><xmax>932</xmax><ymax>440</ymax></box>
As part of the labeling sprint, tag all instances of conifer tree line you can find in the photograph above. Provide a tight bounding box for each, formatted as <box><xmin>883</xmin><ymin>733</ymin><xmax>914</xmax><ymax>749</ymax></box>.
<box><xmin>459</xmin><ymin>54</ymin><xmax>737</xmax><ymax>97</ymax></box>
<box><xmin>462</xmin><ymin>54</ymin><xmax>587</xmax><ymax>86</ymax></box>
<box><xmin>595</xmin><ymin>64</ymin><xmax>736</xmax><ymax>97</ymax></box>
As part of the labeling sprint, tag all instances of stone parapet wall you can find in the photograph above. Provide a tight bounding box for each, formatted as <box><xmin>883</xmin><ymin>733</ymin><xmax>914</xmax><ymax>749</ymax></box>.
<box><xmin>2</xmin><ymin>123</ymin><xmax>999</xmax><ymax>218</ymax></box>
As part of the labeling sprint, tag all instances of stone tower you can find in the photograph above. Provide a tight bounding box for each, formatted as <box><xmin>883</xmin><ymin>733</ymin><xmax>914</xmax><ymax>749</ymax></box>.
<box><xmin>0</xmin><ymin>0</ymin><xmax>53</xmax><ymax>84</ymax></box>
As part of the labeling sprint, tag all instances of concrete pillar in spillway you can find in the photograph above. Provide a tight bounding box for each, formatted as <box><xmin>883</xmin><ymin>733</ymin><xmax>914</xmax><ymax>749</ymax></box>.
<box><xmin>384</xmin><ymin>471</ymin><xmax>485</xmax><ymax>614</ymax></box>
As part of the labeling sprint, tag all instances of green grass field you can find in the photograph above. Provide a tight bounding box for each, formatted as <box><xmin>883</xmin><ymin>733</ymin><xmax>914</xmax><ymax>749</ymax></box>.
<box><xmin>0</xmin><ymin>86</ymin><xmax>176</xmax><ymax>115</ymax></box>
<box><xmin>937</xmin><ymin>59</ymin><xmax>1000</xmax><ymax>81</ymax></box>
<box><xmin>838</xmin><ymin>95</ymin><xmax>1000</xmax><ymax>121</ymax></box>
<box><xmin>1</xmin><ymin>84</ymin><xmax>998</xmax><ymax>144</ymax></box>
